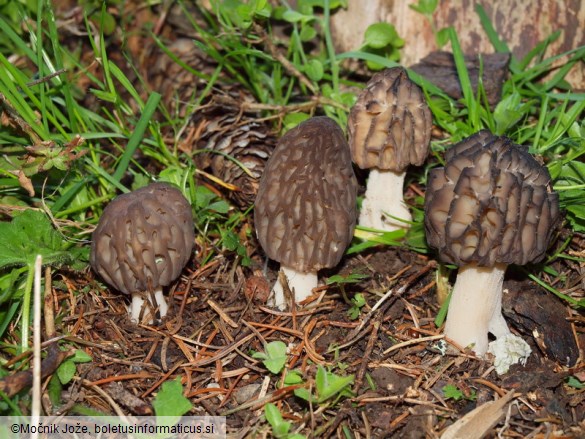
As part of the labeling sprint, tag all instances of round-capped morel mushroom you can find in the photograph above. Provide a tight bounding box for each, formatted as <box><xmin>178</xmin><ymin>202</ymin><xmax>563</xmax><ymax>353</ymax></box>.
<box><xmin>348</xmin><ymin>67</ymin><xmax>432</xmax><ymax>231</ymax></box>
<box><xmin>424</xmin><ymin>130</ymin><xmax>560</xmax><ymax>373</ymax></box>
<box><xmin>90</xmin><ymin>182</ymin><xmax>194</xmax><ymax>323</ymax></box>
<box><xmin>254</xmin><ymin>116</ymin><xmax>358</xmax><ymax>309</ymax></box>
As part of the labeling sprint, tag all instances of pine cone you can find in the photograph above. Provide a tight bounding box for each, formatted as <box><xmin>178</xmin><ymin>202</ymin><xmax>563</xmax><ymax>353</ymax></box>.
<box><xmin>191</xmin><ymin>98</ymin><xmax>277</xmax><ymax>208</ymax></box>
<box><xmin>145</xmin><ymin>38</ymin><xmax>210</xmax><ymax>117</ymax></box>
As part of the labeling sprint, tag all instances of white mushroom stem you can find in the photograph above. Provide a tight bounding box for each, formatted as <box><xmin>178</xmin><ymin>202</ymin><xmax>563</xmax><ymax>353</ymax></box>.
<box><xmin>130</xmin><ymin>287</ymin><xmax>168</xmax><ymax>323</ymax></box>
<box><xmin>359</xmin><ymin>169</ymin><xmax>411</xmax><ymax>232</ymax></box>
<box><xmin>444</xmin><ymin>263</ymin><xmax>511</xmax><ymax>356</ymax></box>
<box><xmin>444</xmin><ymin>263</ymin><xmax>532</xmax><ymax>373</ymax></box>
<box><xmin>271</xmin><ymin>265</ymin><xmax>318</xmax><ymax>310</ymax></box>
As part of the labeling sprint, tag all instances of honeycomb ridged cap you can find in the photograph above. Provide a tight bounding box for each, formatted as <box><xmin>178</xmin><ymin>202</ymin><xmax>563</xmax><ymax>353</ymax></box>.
<box><xmin>90</xmin><ymin>182</ymin><xmax>195</xmax><ymax>294</ymax></box>
<box><xmin>348</xmin><ymin>67</ymin><xmax>432</xmax><ymax>171</ymax></box>
<box><xmin>424</xmin><ymin>130</ymin><xmax>560</xmax><ymax>267</ymax></box>
<box><xmin>254</xmin><ymin>117</ymin><xmax>358</xmax><ymax>272</ymax></box>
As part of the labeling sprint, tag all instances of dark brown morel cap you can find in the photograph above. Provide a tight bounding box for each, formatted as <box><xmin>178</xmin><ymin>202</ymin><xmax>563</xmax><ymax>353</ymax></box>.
<box><xmin>90</xmin><ymin>182</ymin><xmax>195</xmax><ymax>294</ymax></box>
<box><xmin>254</xmin><ymin>116</ymin><xmax>358</xmax><ymax>273</ymax></box>
<box><xmin>348</xmin><ymin>67</ymin><xmax>432</xmax><ymax>171</ymax></box>
<box><xmin>424</xmin><ymin>131</ymin><xmax>560</xmax><ymax>267</ymax></box>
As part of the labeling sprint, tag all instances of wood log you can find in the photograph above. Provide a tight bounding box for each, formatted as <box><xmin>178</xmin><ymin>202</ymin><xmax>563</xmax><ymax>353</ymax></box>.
<box><xmin>331</xmin><ymin>0</ymin><xmax>585</xmax><ymax>88</ymax></box>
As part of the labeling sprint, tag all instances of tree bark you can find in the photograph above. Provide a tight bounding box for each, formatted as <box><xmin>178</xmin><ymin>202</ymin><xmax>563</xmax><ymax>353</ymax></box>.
<box><xmin>331</xmin><ymin>0</ymin><xmax>585</xmax><ymax>88</ymax></box>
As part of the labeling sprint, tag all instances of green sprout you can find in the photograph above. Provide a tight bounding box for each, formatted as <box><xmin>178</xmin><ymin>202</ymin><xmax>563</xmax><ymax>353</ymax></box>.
<box><xmin>252</xmin><ymin>341</ymin><xmax>288</xmax><ymax>374</ymax></box>
<box><xmin>442</xmin><ymin>384</ymin><xmax>477</xmax><ymax>402</ymax></box>
<box><xmin>264</xmin><ymin>403</ymin><xmax>306</xmax><ymax>439</ymax></box>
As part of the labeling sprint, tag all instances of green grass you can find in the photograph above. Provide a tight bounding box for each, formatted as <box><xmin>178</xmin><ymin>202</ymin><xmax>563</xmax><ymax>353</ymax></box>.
<box><xmin>0</xmin><ymin>0</ymin><xmax>584</xmax><ymax>421</ymax></box>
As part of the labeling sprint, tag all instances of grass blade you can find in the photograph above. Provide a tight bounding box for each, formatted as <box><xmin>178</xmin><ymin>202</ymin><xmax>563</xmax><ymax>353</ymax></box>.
<box><xmin>449</xmin><ymin>27</ymin><xmax>480</xmax><ymax>131</ymax></box>
<box><xmin>112</xmin><ymin>92</ymin><xmax>161</xmax><ymax>182</ymax></box>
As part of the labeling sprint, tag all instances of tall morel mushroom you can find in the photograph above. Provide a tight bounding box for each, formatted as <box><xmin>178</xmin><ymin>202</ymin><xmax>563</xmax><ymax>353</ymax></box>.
<box><xmin>424</xmin><ymin>131</ymin><xmax>560</xmax><ymax>373</ymax></box>
<box><xmin>254</xmin><ymin>117</ymin><xmax>358</xmax><ymax>309</ymax></box>
<box><xmin>348</xmin><ymin>67</ymin><xmax>432</xmax><ymax>231</ymax></box>
<box><xmin>91</xmin><ymin>182</ymin><xmax>195</xmax><ymax>323</ymax></box>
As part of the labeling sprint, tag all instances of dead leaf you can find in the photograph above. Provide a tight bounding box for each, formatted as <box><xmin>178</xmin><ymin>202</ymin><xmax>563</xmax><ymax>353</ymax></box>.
<box><xmin>16</xmin><ymin>170</ymin><xmax>34</xmax><ymax>197</ymax></box>
<box><xmin>441</xmin><ymin>390</ymin><xmax>516</xmax><ymax>439</ymax></box>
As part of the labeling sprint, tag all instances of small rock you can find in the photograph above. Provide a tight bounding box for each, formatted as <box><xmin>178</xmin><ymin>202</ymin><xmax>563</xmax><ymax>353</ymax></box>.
<box><xmin>370</xmin><ymin>367</ymin><xmax>413</xmax><ymax>394</ymax></box>
<box><xmin>233</xmin><ymin>383</ymin><xmax>261</xmax><ymax>405</ymax></box>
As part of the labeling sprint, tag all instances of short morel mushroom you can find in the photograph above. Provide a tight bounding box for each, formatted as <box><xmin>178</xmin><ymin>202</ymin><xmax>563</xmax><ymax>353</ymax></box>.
<box><xmin>424</xmin><ymin>131</ymin><xmax>560</xmax><ymax>373</ymax></box>
<box><xmin>91</xmin><ymin>182</ymin><xmax>195</xmax><ymax>323</ymax></box>
<box><xmin>254</xmin><ymin>116</ymin><xmax>358</xmax><ymax>309</ymax></box>
<box><xmin>348</xmin><ymin>67</ymin><xmax>432</xmax><ymax>231</ymax></box>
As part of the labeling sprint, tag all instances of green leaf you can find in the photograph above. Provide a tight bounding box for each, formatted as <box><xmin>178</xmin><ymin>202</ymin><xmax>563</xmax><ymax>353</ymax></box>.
<box><xmin>554</xmin><ymin>160</ymin><xmax>585</xmax><ymax>232</ymax></box>
<box><xmin>409</xmin><ymin>0</ymin><xmax>438</xmax><ymax>15</ymax></box>
<box><xmin>442</xmin><ymin>384</ymin><xmax>476</xmax><ymax>401</ymax></box>
<box><xmin>347</xmin><ymin>293</ymin><xmax>366</xmax><ymax>320</ymax></box>
<box><xmin>265</xmin><ymin>403</ymin><xmax>291</xmax><ymax>438</ymax></box>
<box><xmin>47</xmin><ymin>375</ymin><xmax>63</xmax><ymax>407</ymax></box>
<box><xmin>208</xmin><ymin>200</ymin><xmax>230</xmax><ymax>214</ymax></box>
<box><xmin>299</xmin><ymin>23</ymin><xmax>317</xmax><ymax>42</ymax></box>
<box><xmin>221</xmin><ymin>230</ymin><xmax>240</xmax><ymax>252</ymax></box>
<box><xmin>555</xmin><ymin>161</ymin><xmax>585</xmax><ymax>186</ymax></box>
<box><xmin>253</xmin><ymin>341</ymin><xmax>288</xmax><ymax>374</ymax></box>
<box><xmin>56</xmin><ymin>359</ymin><xmax>77</xmax><ymax>385</ymax></box>
<box><xmin>283</xmin><ymin>112</ymin><xmax>311</xmax><ymax>131</ymax></box>
<box><xmin>363</xmin><ymin>22</ymin><xmax>401</xmax><ymax>49</ymax></box>
<box><xmin>70</xmin><ymin>349</ymin><xmax>92</xmax><ymax>363</ymax></box>
<box><xmin>443</xmin><ymin>384</ymin><xmax>462</xmax><ymax>400</ymax></box>
<box><xmin>493</xmin><ymin>92</ymin><xmax>527</xmax><ymax>134</ymax></box>
<box><xmin>282</xmin><ymin>10</ymin><xmax>311</xmax><ymax>23</ymax></box>
<box><xmin>219</xmin><ymin>0</ymin><xmax>253</xmax><ymax>29</ymax></box>
<box><xmin>0</xmin><ymin>267</ymin><xmax>25</xmax><ymax>303</ymax></box>
<box><xmin>264</xmin><ymin>402</ymin><xmax>283</xmax><ymax>426</ymax></box>
<box><xmin>304</xmin><ymin>59</ymin><xmax>324</xmax><ymax>82</ymax></box>
<box><xmin>435</xmin><ymin>27</ymin><xmax>450</xmax><ymax>48</ymax></box>
<box><xmin>157</xmin><ymin>167</ymin><xmax>189</xmax><ymax>195</ymax></box>
<box><xmin>566</xmin><ymin>376</ymin><xmax>584</xmax><ymax>389</ymax></box>
<box><xmin>326</xmin><ymin>273</ymin><xmax>369</xmax><ymax>285</ymax></box>
<box><xmin>284</xmin><ymin>370</ymin><xmax>304</xmax><ymax>385</ymax></box>
<box><xmin>315</xmin><ymin>366</ymin><xmax>354</xmax><ymax>403</ymax></box>
<box><xmin>474</xmin><ymin>4</ymin><xmax>512</xmax><ymax>58</ymax></box>
<box><xmin>152</xmin><ymin>377</ymin><xmax>193</xmax><ymax>418</ymax></box>
<box><xmin>351</xmin><ymin>293</ymin><xmax>366</xmax><ymax>308</ymax></box>
<box><xmin>365</xmin><ymin>373</ymin><xmax>377</xmax><ymax>391</ymax></box>
<box><xmin>251</xmin><ymin>0</ymin><xmax>272</xmax><ymax>18</ymax></box>
<box><xmin>193</xmin><ymin>186</ymin><xmax>215</xmax><ymax>209</ymax></box>
<box><xmin>0</xmin><ymin>296</ymin><xmax>21</xmax><ymax>336</ymax></box>
<box><xmin>565</xmin><ymin>204</ymin><xmax>585</xmax><ymax>232</ymax></box>
<box><xmin>347</xmin><ymin>306</ymin><xmax>360</xmax><ymax>320</ymax></box>
<box><xmin>0</xmin><ymin>210</ymin><xmax>72</xmax><ymax>269</ymax></box>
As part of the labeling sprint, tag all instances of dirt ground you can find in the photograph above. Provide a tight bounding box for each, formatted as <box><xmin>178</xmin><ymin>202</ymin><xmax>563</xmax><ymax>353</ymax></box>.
<box><xmin>65</xmin><ymin>236</ymin><xmax>582</xmax><ymax>438</ymax></box>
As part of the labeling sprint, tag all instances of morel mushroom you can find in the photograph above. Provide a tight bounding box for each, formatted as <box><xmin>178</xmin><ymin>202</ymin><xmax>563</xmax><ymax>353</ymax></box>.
<box><xmin>254</xmin><ymin>117</ymin><xmax>358</xmax><ymax>309</ymax></box>
<box><xmin>424</xmin><ymin>131</ymin><xmax>560</xmax><ymax>373</ymax></box>
<box><xmin>348</xmin><ymin>67</ymin><xmax>432</xmax><ymax>231</ymax></box>
<box><xmin>91</xmin><ymin>182</ymin><xmax>195</xmax><ymax>323</ymax></box>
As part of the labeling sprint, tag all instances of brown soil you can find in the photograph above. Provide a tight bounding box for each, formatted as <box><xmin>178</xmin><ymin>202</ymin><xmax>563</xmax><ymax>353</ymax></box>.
<box><xmin>45</xmin><ymin>236</ymin><xmax>584</xmax><ymax>437</ymax></box>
